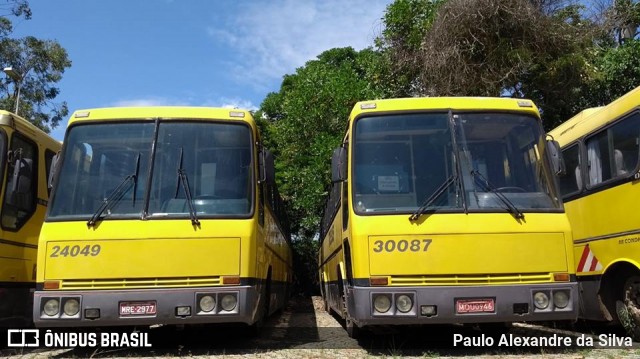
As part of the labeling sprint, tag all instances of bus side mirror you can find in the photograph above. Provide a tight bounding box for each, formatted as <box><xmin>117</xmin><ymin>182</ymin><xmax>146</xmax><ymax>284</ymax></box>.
<box><xmin>547</xmin><ymin>140</ymin><xmax>566</xmax><ymax>176</ymax></box>
<box><xmin>48</xmin><ymin>152</ymin><xmax>60</xmax><ymax>189</ymax></box>
<box><xmin>331</xmin><ymin>147</ymin><xmax>347</xmax><ymax>182</ymax></box>
<box><xmin>7</xmin><ymin>157</ymin><xmax>33</xmax><ymax>207</ymax></box>
<box><xmin>259</xmin><ymin>149</ymin><xmax>275</xmax><ymax>186</ymax></box>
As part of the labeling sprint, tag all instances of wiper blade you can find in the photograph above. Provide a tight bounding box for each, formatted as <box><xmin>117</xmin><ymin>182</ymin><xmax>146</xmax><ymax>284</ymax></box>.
<box><xmin>87</xmin><ymin>176</ymin><xmax>135</xmax><ymax>228</ymax></box>
<box><xmin>176</xmin><ymin>147</ymin><xmax>200</xmax><ymax>227</ymax></box>
<box><xmin>87</xmin><ymin>153</ymin><xmax>141</xmax><ymax>227</ymax></box>
<box><xmin>470</xmin><ymin>170</ymin><xmax>524</xmax><ymax>220</ymax></box>
<box><xmin>409</xmin><ymin>174</ymin><xmax>458</xmax><ymax>222</ymax></box>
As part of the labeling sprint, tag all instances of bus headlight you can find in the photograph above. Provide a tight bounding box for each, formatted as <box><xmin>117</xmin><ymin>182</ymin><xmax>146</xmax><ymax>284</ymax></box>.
<box><xmin>199</xmin><ymin>295</ymin><xmax>215</xmax><ymax>312</ymax></box>
<box><xmin>396</xmin><ymin>294</ymin><xmax>413</xmax><ymax>313</ymax></box>
<box><xmin>373</xmin><ymin>294</ymin><xmax>391</xmax><ymax>313</ymax></box>
<box><xmin>63</xmin><ymin>298</ymin><xmax>80</xmax><ymax>316</ymax></box>
<box><xmin>44</xmin><ymin>299</ymin><xmax>60</xmax><ymax>316</ymax></box>
<box><xmin>221</xmin><ymin>294</ymin><xmax>237</xmax><ymax>311</ymax></box>
<box><xmin>553</xmin><ymin>291</ymin><xmax>569</xmax><ymax>309</ymax></box>
<box><xmin>533</xmin><ymin>292</ymin><xmax>550</xmax><ymax>309</ymax></box>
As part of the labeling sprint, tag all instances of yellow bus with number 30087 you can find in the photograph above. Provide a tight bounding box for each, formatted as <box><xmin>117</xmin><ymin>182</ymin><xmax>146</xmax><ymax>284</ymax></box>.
<box><xmin>318</xmin><ymin>97</ymin><xmax>578</xmax><ymax>338</ymax></box>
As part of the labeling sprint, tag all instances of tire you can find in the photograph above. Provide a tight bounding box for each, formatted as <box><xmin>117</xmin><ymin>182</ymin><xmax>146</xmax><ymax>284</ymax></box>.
<box><xmin>617</xmin><ymin>275</ymin><xmax>640</xmax><ymax>341</ymax></box>
<box><xmin>341</xmin><ymin>281</ymin><xmax>361</xmax><ymax>339</ymax></box>
<box><xmin>248</xmin><ymin>276</ymin><xmax>271</xmax><ymax>337</ymax></box>
<box><xmin>345</xmin><ymin>314</ymin><xmax>361</xmax><ymax>339</ymax></box>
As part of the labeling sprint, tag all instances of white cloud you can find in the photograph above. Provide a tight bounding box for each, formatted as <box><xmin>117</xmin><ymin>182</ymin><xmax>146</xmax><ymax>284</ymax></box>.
<box><xmin>215</xmin><ymin>97</ymin><xmax>258</xmax><ymax>111</ymax></box>
<box><xmin>209</xmin><ymin>0</ymin><xmax>389</xmax><ymax>89</ymax></box>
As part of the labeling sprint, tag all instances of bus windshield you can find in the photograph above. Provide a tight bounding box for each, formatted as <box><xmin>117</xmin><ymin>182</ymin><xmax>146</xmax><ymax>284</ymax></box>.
<box><xmin>48</xmin><ymin>121</ymin><xmax>253</xmax><ymax>221</ymax></box>
<box><xmin>352</xmin><ymin>112</ymin><xmax>561</xmax><ymax>214</ymax></box>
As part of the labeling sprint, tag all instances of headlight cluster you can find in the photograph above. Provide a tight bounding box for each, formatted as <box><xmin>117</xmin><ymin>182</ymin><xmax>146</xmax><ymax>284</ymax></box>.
<box><xmin>372</xmin><ymin>293</ymin><xmax>415</xmax><ymax>315</ymax></box>
<box><xmin>41</xmin><ymin>297</ymin><xmax>81</xmax><ymax>318</ymax></box>
<box><xmin>532</xmin><ymin>290</ymin><xmax>570</xmax><ymax>311</ymax></box>
<box><xmin>196</xmin><ymin>292</ymin><xmax>238</xmax><ymax>314</ymax></box>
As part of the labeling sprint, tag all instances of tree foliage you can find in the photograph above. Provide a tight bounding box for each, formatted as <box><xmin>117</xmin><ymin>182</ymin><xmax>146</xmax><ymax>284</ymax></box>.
<box><xmin>0</xmin><ymin>0</ymin><xmax>31</xmax><ymax>38</ymax></box>
<box><xmin>0</xmin><ymin>0</ymin><xmax>71</xmax><ymax>132</ymax></box>
<box><xmin>257</xmin><ymin>47</ymin><xmax>388</xmax><ymax>294</ymax></box>
<box><xmin>378</xmin><ymin>0</ymin><xmax>600</xmax><ymax>128</ymax></box>
<box><xmin>258</xmin><ymin>47</ymin><xmax>386</xmax><ymax>238</ymax></box>
<box><xmin>579</xmin><ymin>38</ymin><xmax>640</xmax><ymax>106</ymax></box>
<box><xmin>375</xmin><ymin>0</ymin><xmax>445</xmax><ymax>97</ymax></box>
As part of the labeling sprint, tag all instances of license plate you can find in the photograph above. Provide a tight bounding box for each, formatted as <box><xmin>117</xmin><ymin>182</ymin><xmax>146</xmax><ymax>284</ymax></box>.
<box><xmin>456</xmin><ymin>298</ymin><xmax>495</xmax><ymax>314</ymax></box>
<box><xmin>119</xmin><ymin>301</ymin><xmax>157</xmax><ymax>316</ymax></box>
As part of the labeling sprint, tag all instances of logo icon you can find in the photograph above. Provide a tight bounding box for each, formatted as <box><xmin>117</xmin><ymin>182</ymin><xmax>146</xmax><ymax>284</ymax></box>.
<box><xmin>7</xmin><ymin>329</ymin><xmax>39</xmax><ymax>347</ymax></box>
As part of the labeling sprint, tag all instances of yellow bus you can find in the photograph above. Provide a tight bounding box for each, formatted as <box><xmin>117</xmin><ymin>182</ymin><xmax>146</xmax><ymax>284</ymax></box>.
<box><xmin>549</xmin><ymin>85</ymin><xmax>640</xmax><ymax>339</ymax></box>
<box><xmin>318</xmin><ymin>97</ymin><xmax>578</xmax><ymax>337</ymax></box>
<box><xmin>0</xmin><ymin>110</ymin><xmax>61</xmax><ymax>327</ymax></box>
<box><xmin>33</xmin><ymin>107</ymin><xmax>292</xmax><ymax>328</ymax></box>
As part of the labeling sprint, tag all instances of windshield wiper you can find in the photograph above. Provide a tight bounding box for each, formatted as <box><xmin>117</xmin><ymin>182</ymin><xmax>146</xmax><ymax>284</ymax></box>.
<box><xmin>87</xmin><ymin>153</ymin><xmax>140</xmax><ymax>227</ymax></box>
<box><xmin>409</xmin><ymin>174</ymin><xmax>458</xmax><ymax>222</ymax></box>
<box><xmin>470</xmin><ymin>170</ymin><xmax>524</xmax><ymax>220</ymax></box>
<box><xmin>175</xmin><ymin>147</ymin><xmax>200</xmax><ymax>227</ymax></box>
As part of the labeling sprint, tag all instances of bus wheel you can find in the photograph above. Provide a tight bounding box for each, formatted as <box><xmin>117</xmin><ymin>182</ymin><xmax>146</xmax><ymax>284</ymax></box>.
<box><xmin>617</xmin><ymin>276</ymin><xmax>640</xmax><ymax>340</ymax></box>
<box><xmin>341</xmin><ymin>283</ymin><xmax>360</xmax><ymax>339</ymax></box>
<box><xmin>321</xmin><ymin>281</ymin><xmax>331</xmax><ymax>313</ymax></box>
<box><xmin>345</xmin><ymin>314</ymin><xmax>361</xmax><ymax>339</ymax></box>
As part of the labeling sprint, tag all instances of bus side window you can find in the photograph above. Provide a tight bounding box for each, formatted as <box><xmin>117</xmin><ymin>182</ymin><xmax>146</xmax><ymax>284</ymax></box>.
<box><xmin>558</xmin><ymin>144</ymin><xmax>581</xmax><ymax>197</ymax></box>
<box><xmin>610</xmin><ymin>112</ymin><xmax>640</xmax><ymax>176</ymax></box>
<box><xmin>2</xmin><ymin>133</ymin><xmax>38</xmax><ymax>231</ymax></box>
<box><xmin>586</xmin><ymin>112</ymin><xmax>640</xmax><ymax>187</ymax></box>
<box><xmin>586</xmin><ymin>131</ymin><xmax>610</xmax><ymax>186</ymax></box>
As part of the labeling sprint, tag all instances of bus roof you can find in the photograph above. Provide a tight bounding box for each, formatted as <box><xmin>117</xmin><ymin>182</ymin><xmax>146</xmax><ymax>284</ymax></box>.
<box><xmin>349</xmin><ymin>97</ymin><xmax>540</xmax><ymax>122</ymax></box>
<box><xmin>548</xmin><ymin>107</ymin><xmax>604</xmax><ymax>143</ymax></box>
<box><xmin>67</xmin><ymin>107</ymin><xmax>256</xmax><ymax>127</ymax></box>
<box><xmin>549</xmin><ymin>85</ymin><xmax>640</xmax><ymax>146</ymax></box>
<box><xmin>0</xmin><ymin>110</ymin><xmax>61</xmax><ymax>148</ymax></box>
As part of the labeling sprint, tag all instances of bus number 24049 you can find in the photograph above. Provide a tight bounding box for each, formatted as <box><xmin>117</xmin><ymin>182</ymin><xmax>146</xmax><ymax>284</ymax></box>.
<box><xmin>50</xmin><ymin>244</ymin><xmax>101</xmax><ymax>257</ymax></box>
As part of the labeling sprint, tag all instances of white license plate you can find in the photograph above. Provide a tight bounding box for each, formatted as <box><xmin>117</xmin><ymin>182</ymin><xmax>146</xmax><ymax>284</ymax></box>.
<box><xmin>456</xmin><ymin>299</ymin><xmax>495</xmax><ymax>314</ymax></box>
<box><xmin>119</xmin><ymin>301</ymin><xmax>157</xmax><ymax>316</ymax></box>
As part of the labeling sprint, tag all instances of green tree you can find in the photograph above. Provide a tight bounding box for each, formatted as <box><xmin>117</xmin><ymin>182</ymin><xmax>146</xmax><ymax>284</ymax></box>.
<box><xmin>375</xmin><ymin>0</ymin><xmax>445</xmax><ymax>97</ymax></box>
<box><xmin>578</xmin><ymin>38</ymin><xmax>640</xmax><ymax>107</ymax></box>
<box><xmin>0</xmin><ymin>1</ymin><xmax>71</xmax><ymax>132</ymax></box>
<box><xmin>378</xmin><ymin>0</ymin><xmax>600</xmax><ymax>128</ymax></box>
<box><xmin>0</xmin><ymin>0</ymin><xmax>31</xmax><ymax>38</ymax></box>
<box><xmin>259</xmin><ymin>47</ymin><xmax>387</xmax><ymax>238</ymax></box>
<box><xmin>257</xmin><ymin>47</ymin><xmax>387</xmax><ymax>293</ymax></box>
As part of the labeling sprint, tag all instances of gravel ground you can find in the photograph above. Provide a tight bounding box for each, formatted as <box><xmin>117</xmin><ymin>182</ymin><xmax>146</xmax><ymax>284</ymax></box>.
<box><xmin>2</xmin><ymin>296</ymin><xmax>640</xmax><ymax>358</ymax></box>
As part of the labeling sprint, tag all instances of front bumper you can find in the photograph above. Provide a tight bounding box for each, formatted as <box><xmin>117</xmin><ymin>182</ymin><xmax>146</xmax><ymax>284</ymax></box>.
<box><xmin>33</xmin><ymin>286</ymin><xmax>258</xmax><ymax>327</ymax></box>
<box><xmin>348</xmin><ymin>283</ymin><xmax>578</xmax><ymax>327</ymax></box>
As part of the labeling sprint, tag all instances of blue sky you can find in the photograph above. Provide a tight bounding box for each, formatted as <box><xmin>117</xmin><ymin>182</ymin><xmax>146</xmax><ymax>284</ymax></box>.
<box><xmin>8</xmin><ymin>0</ymin><xmax>391</xmax><ymax>140</ymax></box>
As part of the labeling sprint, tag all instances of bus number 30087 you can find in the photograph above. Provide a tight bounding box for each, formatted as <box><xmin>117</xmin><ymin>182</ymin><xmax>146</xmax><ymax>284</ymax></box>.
<box><xmin>50</xmin><ymin>244</ymin><xmax>101</xmax><ymax>257</ymax></box>
<box><xmin>372</xmin><ymin>239</ymin><xmax>432</xmax><ymax>253</ymax></box>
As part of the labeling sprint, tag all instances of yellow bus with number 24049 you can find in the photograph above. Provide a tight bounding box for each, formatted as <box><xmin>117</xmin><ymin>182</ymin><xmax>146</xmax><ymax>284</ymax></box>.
<box><xmin>33</xmin><ymin>107</ymin><xmax>292</xmax><ymax>329</ymax></box>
